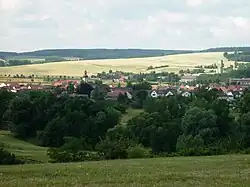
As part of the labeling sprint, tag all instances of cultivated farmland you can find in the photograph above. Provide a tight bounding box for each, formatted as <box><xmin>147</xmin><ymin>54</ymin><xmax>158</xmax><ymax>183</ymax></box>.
<box><xmin>0</xmin><ymin>52</ymin><xmax>235</xmax><ymax>77</ymax></box>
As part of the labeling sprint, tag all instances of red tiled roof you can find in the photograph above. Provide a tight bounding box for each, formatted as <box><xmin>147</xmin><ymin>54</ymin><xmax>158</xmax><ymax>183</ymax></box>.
<box><xmin>107</xmin><ymin>88</ymin><xmax>129</xmax><ymax>98</ymax></box>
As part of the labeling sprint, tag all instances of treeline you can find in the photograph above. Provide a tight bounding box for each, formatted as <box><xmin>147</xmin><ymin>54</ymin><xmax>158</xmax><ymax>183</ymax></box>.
<box><xmin>195</xmin><ymin>64</ymin><xmax>218</xmax><ymax>69</ymax></box>
<box><xmin>224</xmin><ymin>52</ymin><xmax>250</xmax><ymax>62</ymax></box>
<box><xmin>203</xmin><ymin>47</ymin><xmax>250</xmax><ymax>53</ymax></box>
<box><xmin>0</xmin><ymin>57</ymin><xmax>73</xmax><ymax>67</ymax></box>
<box><xmin>179</xmin><ymin>68</ymin><xmax>205</xmax><ymax>75</ymax></box>
<box><xmin>147</xmin><ymin>65</ymin><xmax>169</xmax><ymax>70</ymax></box>
<box><xmin>196</xmin><ymin>63</ymin><xmax>250</xmax><ymax>84</ymax></box>
<box><xmin>0</xmin><ymin>60</ymin><xmax>33</xmax><ymax>67</ymax></box>
<box><xmin>94</xmin><ymin>70</ymin><xmax>180</xmax><ymax>83</ymax></box>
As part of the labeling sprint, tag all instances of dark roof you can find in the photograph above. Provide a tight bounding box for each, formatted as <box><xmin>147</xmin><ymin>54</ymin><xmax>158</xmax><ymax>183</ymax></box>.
<box><xmin>107</xmin><ymin>88</ymin><xmax>130</xmax><ymax>97</ymax></box>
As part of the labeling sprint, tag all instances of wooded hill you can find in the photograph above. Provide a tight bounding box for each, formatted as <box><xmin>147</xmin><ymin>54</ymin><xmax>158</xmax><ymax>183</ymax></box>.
<box><xmin>0</xmin><ymin>49</ymin><xmax>194</xmax><ymax>60</ymax></box>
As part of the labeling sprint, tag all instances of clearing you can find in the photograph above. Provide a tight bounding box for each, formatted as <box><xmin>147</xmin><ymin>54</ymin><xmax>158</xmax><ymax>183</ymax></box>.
<box><xmin>0</xmin><ymin>52</ymin><xmax>235</xmax><ymax>76</ymax></box>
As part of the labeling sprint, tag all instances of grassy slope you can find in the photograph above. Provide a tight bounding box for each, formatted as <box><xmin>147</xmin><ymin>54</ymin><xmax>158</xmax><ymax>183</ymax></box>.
<box><xmin>0</xmin><ymin>155</ymin><xmax>249</xmax><ymax>186</ymax></box>
<box><xmin>120</xmin><ymin>108</ymin><xmax>144</xmax><ymax>125</ymax></box>
<box><xmin>0</xmin><ymin>131</ymin><xmax>48</xmax><ymax>162</ymax></box>
<box><xmin>0</xmin><ymin>52</ymin><xmax>234</xmax><ymax>76</ymax></box>
<box><xmin>0</xmin><ymin>133</ymin><xmax>250</xmax><ymax>186</ymax></box>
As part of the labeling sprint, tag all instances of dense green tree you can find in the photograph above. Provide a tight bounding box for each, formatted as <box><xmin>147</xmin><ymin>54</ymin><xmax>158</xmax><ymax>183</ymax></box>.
<box><xmin>240</xmin><ymin>112</ymin><xmax>250</xmax><ymax>147</ymax></box>
<box><xmin>4</xmin><ymin>97</ymin><xmax>36</xmax><ymax>138</ymax></box>
<box><xmin>0</xmin><ymin>90</ymin><xmax>14</xmax><ymax>129</ymax></box>
<box><xmin>91</xmin><ymin>85</ymin><xmax>106</xmax><ymax>100</ymax></box>
<box><xmin>132</xmin><ymin>81</ymin><xmax>152</xmax><ymax>90</ymax></box>
<box><xmin>181</xmin><ymin>107</ymin><xmax>218</xmax><ymax>146</ymax></box>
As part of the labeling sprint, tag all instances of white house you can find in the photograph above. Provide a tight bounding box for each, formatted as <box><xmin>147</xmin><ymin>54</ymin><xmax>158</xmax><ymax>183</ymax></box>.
<box><xmin>150</xmin><ymin>90</ymin><xmax>158</xmax><ymax>98</ymax></box>
<box><xmin>0</xmin><ymin>83</ymin><xmax>6</xmax><ymax>88</ymax></box>
<box><xmin>165</xmin><ymin>91</ymin><xmax>174</xmax><ymax>97</ymax></box>
<box><xmin>182</xmin><ymin>91</ymin><xmax>191</xmax><ymax>97</ymax></box>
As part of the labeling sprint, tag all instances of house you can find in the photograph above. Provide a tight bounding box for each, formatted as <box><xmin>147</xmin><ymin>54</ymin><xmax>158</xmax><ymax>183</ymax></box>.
<box><xmin>180</xmin><ymin>75</ymin><xmax>197</xmax><ymax>83</ymax></box>
<box><xmin>181</xmin><ymin>91</ymin><xmax>192</xmax><ymax>97</ymax></box>
<box><xmin>0</xmin><ymin>83</ymin><xmax>6</xmax><ymax>88</ymax></box>
<box><xmin>150</xmin><ymin>90</ymin><xmax>158</xmax><ymax>98</ymax></box>
<box><xmin>106</xmin><ymin>87</ymin><xmax>132</xmax><ymax>100</ymax></box>
<box><xmin>150</xmin><ymin>87</ymin><xmax>177</xmax><ymax>98</ymax></box>
<box><xmin>229</xmin><ymin>78</ymin><xmax>250</xmax><ymax>87</ymax></box>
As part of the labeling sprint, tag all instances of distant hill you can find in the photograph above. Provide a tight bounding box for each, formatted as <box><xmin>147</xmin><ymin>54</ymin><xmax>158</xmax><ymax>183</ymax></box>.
<box><xmin>0</xmin><ymin>47</ymin><xmax>249</xmax><ymax>66</ymax></box>
<box><xmin>202</xmin><ymin>47</ymin><xmax>250</xmax><ymax>53</ymax></box>
<box><xmin>0</xmin><ymin>49</ymin><xmax>195</xmax><ymax>60</ymax></box>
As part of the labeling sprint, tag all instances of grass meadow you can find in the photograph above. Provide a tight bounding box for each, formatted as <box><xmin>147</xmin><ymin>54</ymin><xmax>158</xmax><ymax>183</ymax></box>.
<box><xmin>0</xmin><ymin>154</ymin><xmax>249</xmax><ymax>187</ymax></box>
<box><xmin>0</xmin><ymin>131</ymin><xmax>250</xmax><ymax>186</ymax></box>
<box><xmin>0</xmin><ymin>52</ymin><xmax>234</xmax><ymax>77</ymax></box>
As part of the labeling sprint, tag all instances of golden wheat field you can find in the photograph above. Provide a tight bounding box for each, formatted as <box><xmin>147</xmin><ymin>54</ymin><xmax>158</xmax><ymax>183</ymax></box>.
<box><xmin>0</xmin><ymin>52</ymin><xmax>235</xmax><ymax>76</ymax></box>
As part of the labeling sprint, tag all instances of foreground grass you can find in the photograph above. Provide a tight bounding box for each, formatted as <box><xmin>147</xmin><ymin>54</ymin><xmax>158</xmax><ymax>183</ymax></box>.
<box><xmin>0</xmin><ymin>155</ymin><xmax>250</xmax><ymax>186</ymax></box>
<box><xmin>0</xmin><ymin>131</ymin><xmax>48</xmax><ymax>163</ymax></box>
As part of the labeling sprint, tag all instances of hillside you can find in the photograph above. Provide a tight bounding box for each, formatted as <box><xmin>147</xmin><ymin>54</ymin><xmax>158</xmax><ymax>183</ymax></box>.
<box><xmin>0</xmin><ymin>154</ymin><xmax>249</xmax><ymax>186</ymax></box>
<box><xmin>0</xmin><ymin>49</ymin><xmax>194</xmax><ymax>60</ymax></box>
<box><xmin>0</xmin><ymin>131</ymin><xmax>48</xmax><ymax>162</ymax></box>
<box><xmin>202</xmin><ymin>47</ymin><xmax>250</xmax><ymax>53</ymax></box>
<box><xmin>0</xmin><ymin>52</ymin><xmax>233</xmax><ymax>76</ymax></box>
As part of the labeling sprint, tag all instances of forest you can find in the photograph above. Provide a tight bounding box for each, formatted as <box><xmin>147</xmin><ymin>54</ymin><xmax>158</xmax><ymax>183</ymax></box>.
<box><xmin>0</xmin><ymin>49</ymin><xmax>193</xmax><ymax>60</ymax></box>
<box><xmin>224</xmin><ymin>52</ymin><xmax>250</xmax><ymax>62</ymax></box>
<box><xmin>1</xmin><ymin>81</ymin><xmax>250</xmax><ymax>164</ymax></box>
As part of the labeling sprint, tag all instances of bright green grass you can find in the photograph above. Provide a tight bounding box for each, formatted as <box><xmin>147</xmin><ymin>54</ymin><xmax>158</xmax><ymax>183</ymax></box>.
<box><xmin>0</xmin><ymin>155</ymin><xmax>250</xmax><ymax>186</ymax></box>
<box><xmin>0</xmin><ymin>131</ymin><xmax>48</xmax><ymax>162</ymax></box>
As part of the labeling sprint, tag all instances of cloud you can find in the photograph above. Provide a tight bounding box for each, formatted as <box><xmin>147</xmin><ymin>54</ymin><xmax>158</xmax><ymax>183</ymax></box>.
<box><xmin>186</xmin><ymin>0</ymin><xmax>204</xmax><ymax>7</ymax></box>
<box><xmin>0</xmin><ymin>0</ymin><xmax>20</xmax><ymax>10</ymax></box>
<box><xmin>0</xmin><ymin>0</ymin><xmax>249</xmax><ymax>51</ymax></box>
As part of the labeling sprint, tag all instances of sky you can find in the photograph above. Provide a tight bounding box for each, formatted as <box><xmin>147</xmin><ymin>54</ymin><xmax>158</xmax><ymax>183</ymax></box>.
<box><xmin>0</xmin><ymin>0</ymin><xmax>250</xmax><ymax>52</ymax></box>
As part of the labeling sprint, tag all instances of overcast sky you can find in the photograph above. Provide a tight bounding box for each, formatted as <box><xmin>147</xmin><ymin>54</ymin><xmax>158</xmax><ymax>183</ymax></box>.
<box><xmin>0</xmin><ymin>0</ymin><xmax>250</xmax><ymax>52</ymax></box>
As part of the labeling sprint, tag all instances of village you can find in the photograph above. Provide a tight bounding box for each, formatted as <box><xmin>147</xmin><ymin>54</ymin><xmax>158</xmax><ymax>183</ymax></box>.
<box><xmin>0</xmin><ymin>69</ymin><xmax>249</xmax><ymax>102</ymax></box>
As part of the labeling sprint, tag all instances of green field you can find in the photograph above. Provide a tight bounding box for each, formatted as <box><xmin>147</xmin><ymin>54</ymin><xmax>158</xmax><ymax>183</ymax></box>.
<box><xmin>0</xmin><ymin>52</ymin><xmax>235</xmax><ymax>76</ymax></box>
<box><xmin>0</xmin><ymin>131</ymin><xmax>250</xmax><ymax>186</ymax></box>
<box><xmin>0</xmin><ymin>155</ymin><xmax>249</xmax><ymax>186</ymax></box>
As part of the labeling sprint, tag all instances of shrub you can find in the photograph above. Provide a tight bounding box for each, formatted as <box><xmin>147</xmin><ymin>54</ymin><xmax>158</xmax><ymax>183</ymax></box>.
<box><xmin>0</xmin><ymin>144</ymin><xmax>24</xmax><ymax>165</ymax></box>
<box><xmin>178</xmin><ymin>147</ymin><xmax>225</xmax><ymax>157</ymax></box>
<box><xmin>47</xmin><ymin>148</ymin><xmax>73</xmax><ymax>163</ymax></box>
<box><xmin>127</xmin><ymin>145</ymin><xmax>151</xmax><ymax>159</ymax></box>
<box><xmin>96</xmin><ymin>138</ymin><xmax>134</xmax><ymax>160</ymax></box>
<box><xmin>47</xmin><ymin>147</ymin><xmax>102</xmax><ymax>163</ymax></box>
<box><xmin>74</xmin><ymin>151</ymin><xmax>101</xmax><ymax>161</ymax></box>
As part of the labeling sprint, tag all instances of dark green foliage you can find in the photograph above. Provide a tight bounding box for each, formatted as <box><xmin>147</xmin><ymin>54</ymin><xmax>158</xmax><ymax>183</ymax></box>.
<box><xmin>0</xmin><ymin>144</ymin><xmax>24</xmax><ymax>165</ymax></box>
<box><xmin>127</xmin><ymin>145</ymin><xmax>151</xmax><ymax>159</ymax></box>
<box><xmin>47</xmin><ymin>147</ymin><xmax>101</xmax><ymax>163</ymax></box>
<box><xmin>224</xmin><ymin>51</ymin><xmax>250</xmax><ymax>62</ymax></box>
<box><xmin>3</xmin><ymin>91</ymin><xmax>121</xmax><ymax>151</ymax></box>
<box><xmin>2</xmin><ymin>82</ymin><xmax>250</xmax><ymax>163</ymax></box>
<box><xmin>0</xmin><ymin>90</ymin><xmax>14</xmax><ymax>129</ymax></box>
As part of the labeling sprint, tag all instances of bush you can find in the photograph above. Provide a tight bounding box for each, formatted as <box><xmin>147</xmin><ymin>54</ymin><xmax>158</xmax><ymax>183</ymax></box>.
<box><xmin>127</xmin><ymin>145</ymin><xmax>151</xmax><ymax>159</ymax></box>
<box><xmin>96</xmin><ymin>138</ymin><xmax>133</xmax><ymax>160</ymax></box>
<box><xmin>114</xmin><ymin>104</ymin><xmax>128</xmax><ymax>114</ymax></box>
<box><xmin>0</xmin><ymin>144</ymin><xmax>24</xmax><ymax>165</ymax></box>
<box><xmin>178</xmin><ymin>147</ymin><xmax>225</xmax><ymax>157</ymax></box>
<box><xmin>47</xmin><ymin>147</ymin><xmax>101</xmax><ymax>163</ymax></box>
<box><xmin>74</xmin><ymin>151</ymin><xmax>101</xmax><ymax>161</ymax></box>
